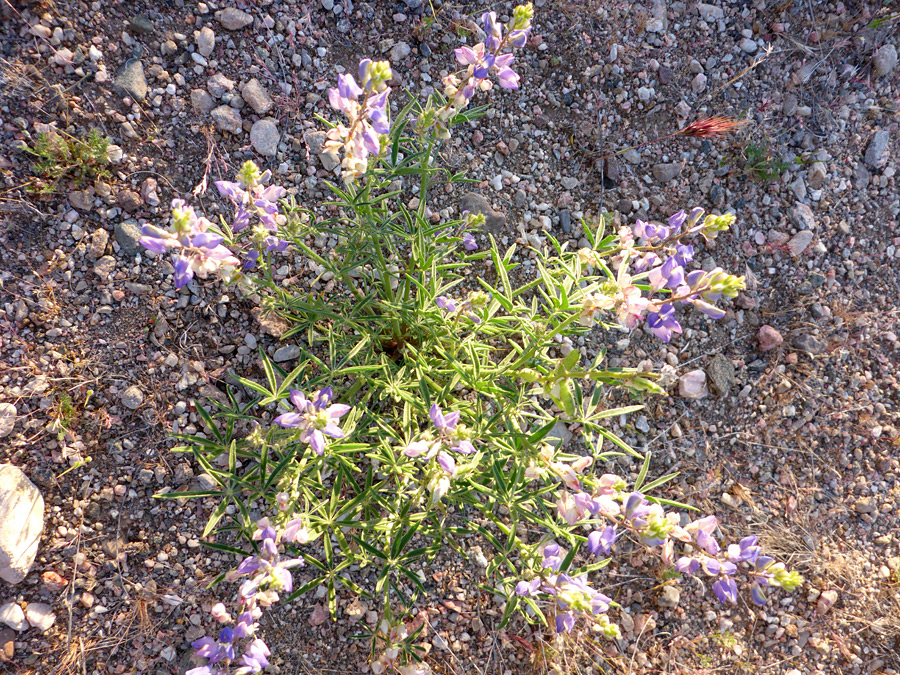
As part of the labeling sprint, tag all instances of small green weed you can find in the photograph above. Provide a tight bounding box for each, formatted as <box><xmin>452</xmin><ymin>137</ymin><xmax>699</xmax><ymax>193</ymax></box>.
<box><xmin>742</xmin><ymin>141</ymin><xmax>791</xmax><ymax>182</ymax></box>
<box><xmin>24</xmin><ymin>127</ymin><xmax>110</xmax><ymax>194</ymax></box>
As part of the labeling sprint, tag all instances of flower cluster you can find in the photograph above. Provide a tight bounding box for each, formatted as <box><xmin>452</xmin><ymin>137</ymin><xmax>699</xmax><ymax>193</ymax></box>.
<box><xmin>403</xmin><ymin>403</ymin><xmax>477</xmax><ymax>503</ymax></box>
<box><xmin>525</xmin><ymin>461</ymin><xmax>802</xmax><ymax>610</ymax></box>
<box><xmin>578</xmin><ymin>208</ymin><xmax>745</xmax><ymax>342</ymax></box>
<box><xmin>325</xmin><ymin>58</ymin><xmax>393</xmax><ymax>180</ymax></box>
<box><xmin>139</xmin><ymin>200</ymin><xmax>240</xmax><ymax>289</ymax></box>
<box><xmin>435</xmin><ymin>290</ymin><xmax>491</xmax><ymax>324</ymax></box>
<box><xmin>187</xmin><ymin>518</ymin><xmax>308</xmax><ymax>675</ymax></box>
<box><xmin>274</xmin><ymin>387</ymin><xmax>351</xmax><ymax>455</ymax></box>
<box><xmin>370</xmin><ymin>620</ymin><xmax>427</xmax><ymax>675</ymax></box>
<box><xmin>418</xmin><ymin>4</ymin><xmax>533</xmax><ymax>139</ymax></box>
<box><xmin>515</xmin><ymin>544</ymin><xmax>620</xmax><ymax>637</ymax></box>
<box><xmin>215</xmin><ymin>160</ymin><xmax>290</xmax><ymax>270</ymax></box>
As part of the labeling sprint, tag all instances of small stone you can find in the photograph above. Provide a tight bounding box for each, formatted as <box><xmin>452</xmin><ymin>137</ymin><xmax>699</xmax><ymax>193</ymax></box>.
<box><xmin>815</xmin><ymin>589</ymin><xmax>837</xmax><ymax>615</ymax></box>
<box><xmin>740</xmin><ymin>37</ymin><xmax>758</xmax><ymax>53</ymax></box>
<box><xmin>807</xmin><ymin>162</ymin><xmax>827</xmax><ymax>189</ymax></box>
<box><xmin>250</xmin><ymin>119</ymin><xmax>279</xmax><ymax>157</ymax></box>
<box><xmin>0</xmin><ymin>404</ymin><xmax>15</xmax><ymax>439</ymax></box>
<box><xmin>757</xmin><ymin>325</ymin><xmax>783</xmax><ymax>351</ymax></box>
<box><xmin>696</xmin><ymin>2</ymin><xmax>724</xmax><ymax>19</ymax></box>
<box><xmin>216</xmin><ymin>8</ymin><xmax>253</xmax><ymax>30</ymax></box>
<box><xmin>41</xmin><ymin>570</ymin><xmax>67</xmax><ymax>592</ymax></box>
<box><xmin>653</xmin><ymin>162</ymin><xmax>682</xmax><ymax>183</ymax></box>
<box><xmin>559</xmin><ymin>209</ymin><xmax>571</xmax><ymax>233</ymax></box>
<box><xmin>872</xmin><ymin>44</ymin><xmax>897</xmax><ymax>77</ymax></box>
<box><xmin>86</xmin><ymin>228</ymin><xmax>108</xmax><ymax>260</ymax></box>
<box><xmin>304</xmin><ymin>130</ymin><xmax>327</xmax><ymax>156</ymax></box>
<box><xmin>115</xmin><ymin>59</ymin><xmax>147</xmax><ymax>101</ymax></box>
<box><xmin>25</xmin><ymin>603</ymin><xmax>55</xmax><ymax>632</ymax></box>
<box><xmin>273</xmin><ymin>344</ymin><xmax>301</xmax><ymax>362</ymax></box>
<box><xmin>69</xmin><ymin>190</ymin><xmax>93</xmax><ymax>211</ymax></box>
<box><xmin>855</xmin><ymin>497</ymin><xmax>876</xmax><ymax>514</ymax></box>
<box><xmin>93</xmin><ymin>255</ymin><xmax>116</xmax><ymax>281</ymax></box>
<box><xmin>389</xmin><ymin>41</ymin><xmax>411</xmax><ymax>62</ymax></box>
<box><xmin>0</xmin><ymin>627</ymin><xmax>13</xmax><ymax>660</ymax></box>
<box><xmin>781</xmin><ymin>94</ymin><xmax>798</xmax><ymax>116</ymax></box>
<box><xmin>705</xmin><ymin>354</ymin><xmax>735</xmax><ymax>396</ymax></box>
<box><xmin>792</xmin><ymin>333</ymin><xmax>825</xmax><ymax>355</ymax></box>
<box><xmin>117</xmin><ymin>189</ymin><xmax>142</xmax><ymax>213</ymax></box>
<box><xmin>691</xmin><ymin>72</ymin><xmax>707</xmax><ymax>93</ymax></box>
<box><xmin>657</xmin><ymin>585</ymin><xmax>681</xmax><ymax>608</ymax></box>
<box><xmin>864</xmin><ymin>130</ymin><xmax>889</xmax><ymax>170</ymax></box>
<box><xmin>678</xmin><ymin>370</ymin><xmax>708</xmax><ymax>398</ymax></box>
<box><xmin>459</xmin><ymin>192</ymin><xmax>506</xmax><ymax>236</ymax></box>
<box><xmin>130</xmin><ymin>14</ymin><xmax>154</xmax><ymax>34</ymax></box>
<box><xmin>0</xmin><ymin>465</ymin><xmax>44</xmax><ymax>585</ymax></box>
<box><xmin>241</xmin><ymin>78</ymin><xmax>274</xmax><ymax>115</ymax></box>
<box><xmin>790</xmin><ymin>202</ymin><xmax>817</xmax><ymax>230</ymax></box>
<box><xmin>191</xmin><ymin>89</ymin><xmax>216</xmax><ymax>115</ymax></box>
<box><xmin>787</xmin><ymin>230</ymin><xmax>814</xmax><ymax>256</ymax></box>
<box><xmin>0</xmin><ymin>604</ymin><xmax>26</xmax><ymax>632</ymax></box>
<box><xmin>115</xmin><ymin>220</ymin><xmax>143</xmax><ymax>255</ymax></box>
<box><xmin>547</xmin><ymin>420</ymin><xmax>573</xmax><ymax>448</ymax></box>
<box><xmin>140</xmin><ymin>177</ymin><xmax>160</xmax><ymax>207</ymax></box>
<box><xmin>207</xmin><ymin>73</ymin><xmax>236</xmax><ymax>98</ymax></box>
<box><xmin>560</xmin><ymin>177</ymin><xmax>579</xmax><ymax>190</ymax></box>
<box><xmin>120</xmin><ymin>386</ymin><xmax>144</xmax><ymax>410</ymax></box>
<box><xmin>321</xmin><ymin>0</ymin><xmax>334</xmax><ymax>9</ymax></box>
<box><xmin>211</xmin><ymin>105</ymin><xmax>243</xmax><ymax>134</ymax></box>
<box><xmin>196</xmin><ymin>26</ymin><xmax>216</xmax><ymax>57</ymax></box>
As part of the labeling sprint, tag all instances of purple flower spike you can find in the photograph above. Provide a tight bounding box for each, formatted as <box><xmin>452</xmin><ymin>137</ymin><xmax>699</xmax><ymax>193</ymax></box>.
<box><xmin>646</xmin><ymin>304</ymin><xmax>682</xmax><ymax>342</ymax></box>
<box><xmin>274</xmin><ymin>388</ymin><xmax>351</xmax><ymax>455</ymax></box>
<box><xmin>713</xmin><ymin>577</ymin><xmax>739</xmax><ymax>604</ymax></box>
<box><xmin>239</xmin><ymin>638</ymin><xmax>271</xmax><ymax>673</ymax></box>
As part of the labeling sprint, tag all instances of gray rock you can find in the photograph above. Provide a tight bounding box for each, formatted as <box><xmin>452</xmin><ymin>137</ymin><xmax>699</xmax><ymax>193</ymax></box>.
<box><xmin>115</xmin><ymin>59</ymin><xmax>147</xmax><ymax>101</ymax></box>
<box><xmin>740</xmin><ymin>37</ymin><xmax>758</xmax><ymax>54</ymax></box>
<box><xmin>93</xmin><ymin>255</ymin><xmax>116</xmax><ymax>281</ymax></box>
<box><xmin>196</xmin><ymin>26</ymin><xmax>216</xmax><ymax>57</ymax></box>
<box><xmin>560</xmin><ymin>177</ymin><xmax>579</xmax><ymax>190</ymax></box>
<box><xmin>787</xmin><ymin>230</ymin><xmax>814</xmax><ymax>256</ymax></box>
<box><xmin>782</xmin><ymin>93</ymin><xmax>798</xmax><ymax>116</ymax></box>
<box><xmin>807</xmin><ymin>161</ymin><xmax>827</xmax><ymax>189</ymax></box>
<box><xmin>872</xmin><ymin>44</ymin><xmax>897</xmax><ymax>77</ymax></box>
<box><xmin>459</xmin><ymin>192</ymin><xmax>507</xmax><ymax>236</ymax></box>
<box><xmin>216</xmin><ymin>8</ymin><xmax>253</xmax><ymax>30</ymax></box>
<box><xmin>0</xmin><ymin>464</ymin><xmax>45</xmax><ymax>584</ymax></box>
<box><xmin>304</xmin><ymin>130</ymin><xmax>327</xmax><ymax>156</ymax></box>
<box><xmin>191</xmin><ymin>89</ymin><xmax>216</xmax><ymax>115</ymax></box>
<box><xmin>389</xmin><ymin>41</ymin><xmax>411</xmax><ymax>62</ymax></box>
<box><xmin>130</xmin><ymin>14</ymin><xmax>154</xmax><ymax>35</ymax></box>
<box><xmin>546</xmin><ymin>420</ymin><xmax>573</xmax><ymax>448</ymax></box>
<box><xmin>250</xmin><ymin>119</ymin><xmax>279</xmax><ymax>157</ymax></box>
<box><xmin>790</xmin><ymin>202</ymin><xmax>817</xmax><ymax>230</ymax></box>
<box><xmin>87</xmin><ymin>228</ymin><xmax>109</xmax><ymax>260</ymax></box>
<box><xmin>0</xmin><ymin>404</ymin><xmax>15</xmax><ymax>439</ymax></box>
<box><xmin>115</xmin><ymin>220</ymin><xmax>143</xmax><ymax>255</ymax></box>
<box><xmin>696</xmin><ymin>2</ymin><xmax>724</xmax><ymax>20</ymax></box>
<box><xmin>705</xmin><ymin>354</ymin><xmax>735</xmax><ymax>396</ymax></box>
<box><xmin>120</xmin><ymin>385</ymin><xmax>144</xmax><ymax>410</ymax></box>
<box><xmin>623</xmin><ymin>149</ymin><xmax>641</xmax><ymax>164</ymax></box>
<box><xmin>514</xmin><ymin>189</ymin><xmax>527</xmax><ymax>208</ymax></box>
<box><xmin>321</xmin><ymin>0</ymin><xmax>335</xmax><ymax>9</ymax></box>
<box><xmin>855</xmin><ymin>497</ymin><xmax>876</xmax><ymax>514</ymax></box>
<box><xmin>559</xmin><ymin>209</ymin><xmax>571</xmax><ymax>233</ymax></box>
<box><xmin>211</xmin><ymin>105</ymin><xmax>243</xmax><ymax>134</ymax></box>
<box><xmin>0</xmin><ymin>603</ymin><xmax>26</xmax><ymax>632</ymax></box>
<box><xmin>241</xmin><ymin>78</ymin><xmax>274</xmax><ymax>115</ymax></box>
<box><xmin>864</xmin><ymin>130</ymin><xmax>889</xmax><ymax>169</ymax></box>
<box><xmin>793</xmin><ymin>334</ymin><xmax>825</xmax><ymax>355</ymax></box>
<box><xmin>117</xmin><ymin>189</ymin><xmax>142</xmax><ymax>213</ymax></box>
<box><xmin>319</xmin><ymin>150</ymin><xmax>340</xmax><ymax>172</ymax></box>
<box><xmin>652</xmin><ymin>162</ymin><xmax>682</xmax><ymax>183</ymax></box>
<box><xmin>853</xmin><ymin>162</ymin><xmax>870</xmax><ymax>190</ymax></box>
<box><xmin>273</xmin><ymin>344</ymin><xmax>301</xmax><ymax>362</ymax></box>
<box><xmin>207</xmin><ymin>73</ymin><xmax>236</xmax><ymax>98</ymax></box>
<box><xmin>691</xmin><ymin>72</ymin><xmax>707</xmax><ymax>93</ymax></box>
<box><xmin>657</xmin><ymin>585</ymin><xmax>681</xmax><ymax>608</ymax></box>
<box><xmin>24</xmin><ymin>603</ymin><xmax>55</xmax><ymax>632</ymax></box>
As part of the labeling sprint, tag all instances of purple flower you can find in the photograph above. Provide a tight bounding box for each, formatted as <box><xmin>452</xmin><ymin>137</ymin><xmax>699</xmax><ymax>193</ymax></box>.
<box><xmin>462</xmin><ymin>232</ymin><xmax>478</xmax><ymax>250</ymax></box>
<box><xmin>173</xmin><ymin>255</ymin><xmax>194</xmax><ymax>289</ymax></box>
<box><xmin>675</xmin><ymin>556</ymin><xmax>700</xmax><ymax>574</ymax></box>
<box><xmin>750</xmin><ymin>582</ymin><xmax>768</xmax><ymax>605</ymax></box>
<box><xmin>555</xmin><ymin>611</ymin><xmax>576</xmax><ymax>633</ymax></box>
<box><xmin>192</xmin><ymin>627</ymin><xmax>235</xmax><ymax>665</ymax></box>
<box><xmin>726</xmin><ymin>535</ymin><xmax>761</xmax><ymax>563</ymax></box>
<box><xmin>696</xmin><ymin>529</ymin><xmax>720</xmax><ymax>556</ymax></box>
<box><xmin>673</xmin><ymin>244</ymin><xmax>694</xmax><ymax>266</ymax></box>
<box><xmin>587</xmin><ymin>525</ymin><xmax>617</xmax><ymax>556</ymax></box>
<box><xmin>713</xmin><ymin>576</ymin><xmax>738</xmax><ymax>604</ymax></box>
<box><xmin>591</xmin><ymin>592</ymin><xmax>612</xmax><ymax>615</ymax></box>
<box><xmin>429</xmin><ymin>402</ymin><xmax>459</xmax><ymax>431</ymax></box>
<box><xmin>624</xmin><ymin>492</ymin><xmax>650</xmax><ymax>521</ymax></box>
<box><xmin>274</xmin><ymin>388</ymin><xmax>351</xmax><ymax>455</ymax></box>
<box><xmin>646</xmin><ymin>304</ymin><xmax>682</xmax><ymax>342</ymax></box>
<box><xmin>516</xmin><ymin>578</ymin><xmax>541</xmax><ymax>596</ymax></box>
<box><xmin>496</xmin><ymin>67</ymin><xmax>520</xmax><ymax>89</ymax></box>
<box><xmin>236</xmin><ymin>638</ymin><xmax>271</xmax><ymax>674</ymax></box>
<box><xmin>542</xmin><ymin>543</ymin><xmax>563</xmax><ymax>571</ymax></box>
<box><xmin>435</xmin><ymin>296</ymin><xmax>457</xmax><ymax>313</ymax></box>
<box><xmin>668</xmin><ymin>210</ymin><xmax>687</xmax><ymax>234</ymax></box>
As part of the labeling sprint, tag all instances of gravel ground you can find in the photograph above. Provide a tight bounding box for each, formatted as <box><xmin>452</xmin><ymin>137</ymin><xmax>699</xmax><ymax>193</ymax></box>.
<box><xmin>1</xmin><ymin>0</ymin><xmax>899</xmax><ymax>674</ymax></box>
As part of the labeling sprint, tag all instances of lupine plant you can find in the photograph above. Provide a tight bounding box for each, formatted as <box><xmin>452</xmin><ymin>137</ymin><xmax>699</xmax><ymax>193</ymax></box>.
<box><xmin>144</xmin><ymin>5</ymin><xmax>802</xmax><ymax>672</ymax></box>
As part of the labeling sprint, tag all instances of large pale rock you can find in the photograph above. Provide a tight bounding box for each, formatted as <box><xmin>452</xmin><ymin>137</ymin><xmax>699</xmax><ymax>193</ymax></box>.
<box><xmin>0</xmin><ymin>464</ymin><xmax>45</xmax><ymax>585</ymax></box>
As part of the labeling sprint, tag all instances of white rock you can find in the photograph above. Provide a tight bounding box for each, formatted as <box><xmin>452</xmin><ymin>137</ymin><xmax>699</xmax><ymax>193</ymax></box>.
<box><xmin>740</xmin><ymin>38</ymin><xmax>758</xmax><ymax>53</ymax></box>
<box><xmin>872</xmin><ymin>44</ymin><xmax>897</xmax><ymax>78</ymax></box>
<box><xmin>196</xmin><ymin>26</ymin><xmax>216</xmax><ymax>57</ymax></box>
<box><xmin>678</xmin><ymin>370</ymin><xmax>708</xmax><ymax>398</ymax></box>
<box><xmin>0</xmin><ymin>464</ymin><xmax>45</xmax><ymax>584</ymax></box>
<box><xmin>696</xmin><ymin>2</ymin><xmax>724</xmax><ymax>20</ymax></box>
<box><xmin>241</xmin><ymin>78</ymin><xmax>274</xmax><ymax>115</ymax></box>
<box><xmin>0</xmin><ymin>602</ymin><xmax>27</xmax><ymax>631</ymax></box>
<box><xmin>0</xmin><ymin>403</ymin><xmax>15</xmax><ymax>438</ymax></box>
<box><xmin>25</xmin><ymin>602</ymin><xmax>55</xmax><ymax>632</ymax></box>
<box><xmin>250</xmin><ymin>119</ymin><xmax>279</xmax><ymax>157</ymax></box>
<box><xmin>691</xmin><ymin>73</ymin><xmax>707</xmax><ymax>93</ymax></box>
<box><xmin>787</xmin><ymin>230</ymin><xmax>814</xmax><ymax>256</ymax></box>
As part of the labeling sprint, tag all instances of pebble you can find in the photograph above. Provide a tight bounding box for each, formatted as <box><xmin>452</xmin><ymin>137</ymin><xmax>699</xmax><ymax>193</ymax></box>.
<box><xmin>216</xmin><ymin>8</ymin><xmax>253</xmax><ymax>30</ymax></box>
<box><xmin>705</xmin><ymin>354</ymin><xmax>735</xmax><ymax>396</ymax></box>
<box><xmin>115</xmin><ymin>220</ymin><xmax>143</xmax><ymax>255</ymax></box>
<box><xmin>250</xmin><ymin>119</ymin><xmax>279</xmax><ymax>156</ymax></box>
<box><xmin>207</xmin><ymin>73</ymin><xmax>236</xmax><ymax>98</ymax></box>
<box><xmin>653</xmin><ymin>162</ymin><xmax>682</xmax><ymax>183</ymax></box>
<box><xmin>211</xmin><ymin>105</ymin><xmax>243</xmax><ymax>134</ymax></box>
<box><xmin>782</xmin><ymin>94</ymin><xmax>798</xmax><ymax>116</ymax></box>
<box><xmin>854</xmin><ymin>497</ymin><xmax>876</xmax><ymax>514</ymax></box>
<box><xmin>120</xmin><ymin>386</ymin><xmax>144</xmax><ymax>410</ymax></box>
<box><xmin>25</xmin><ymin>603</ymin><xmax>55</xmax><ymax>632</ymax></box>
<box><xmin>790</xmin><ymin>202</ymin><xmax>817</xmax><ymax>230</ymax></box>
<box><xmin>191</xmin><ymin>89</ymin><xmax>216</xmax><ymax>114</ymax></box>
<box><xmin>792</xmin><ymin>333</ymin><xmax>825</xmax><ymax>355</ymax></box>
<box><xmin>740</xmin><ymin>38</ymin><xmax>758</xmax><ymax>54</ymax></box>
<box><xmin>390</xmin><ymin>42</ymin><xmax>411</xmax><ymax>62</ymax></box>
<box><xmin>0</xmin><ymin>404</ymin><xmax>15</xmax><ymax>439</ymax></box>
<box><xmin>872</xmin><ymin>44</ymin><xmax>897</xmax><ymax>77</ymax></box>
<box><xmin>114</xmin><ymin>59</ymin><xmax>147</xmax><ymax>101</ymax></box>
<box><xmin>815</xmin><ymin>589</ymin><xmax>838</xmax><ymax>615</ymax></box>
<box><xmin>657</xmin><ymin>585</ymin><xmax>681</xmax><ymax>608</ymax></box>
<box><xmin>241</xmin><ymin>78</ymin><xmax>274</xmax><ymax>115</ymax></box>
<box><xmin>0</xmin><ymin>604</ymin><xmax>26</xmax><ymax>632</ymax></box>
<box><xmin>459</xmin><ymin>192</ymin><xmax>506</xmax><ymax>235</ymax></box>
<box><xmin>696</xmin><ymin>2</ymin><xmax>724</xmax><ymax>20</ymax></box>
<box><xmin>196</xmin><ymin>26</ymin><xmax>216</xmax><ymax>57</ymax></box>
<box><xmin>273</xmin><ymin>344</ymin><xmax>301</xmax><ymax>362</ymax></box>
<box><xmin>93</xmin><ymin>255</ymin><xmax>116</xmax><ymax>281</ymax></box>
<box><xmin>757</xmin><ymin>325</ymin><xmax>783</xmax><ymax>351</ymax></box>
<box><xmin>691</xmin><ymin>73</ymin><xmax>707</xmax><ymax>93</ymax></box>
<box><xmin>787</xmin><ymin>230</ymin><xmax>814</xmax><ymax>256</ymax></box>
<box><xmin>678</xmin><ymin>370</ymin><xmax>708</xmax><ymax>398</ymax></box>
<box><xmin>864</xmin><ymin>130</ymin><xmax>889</xmax><ymax>169</ymax></box>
